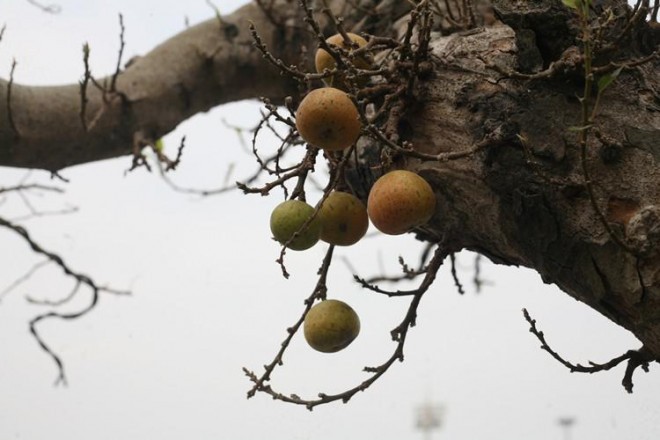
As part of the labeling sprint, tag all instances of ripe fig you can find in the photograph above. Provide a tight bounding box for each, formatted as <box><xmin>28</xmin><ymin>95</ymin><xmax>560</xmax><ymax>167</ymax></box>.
<box><xmin>317</xmin><ymin>191</ymin><xmax>369</xmax><ymax>246</ymax></box>
<box><xmin>315</xmin><ymin>32</ymin><xmax>370</xmax><ymax>88</ymax></box>
<box><xmin>367</xmin><ymin>170</ymin><xmax>436</xmax><ymax>235</ymax></box>
<box><xmin>295</xmin><ymin>87</ymin><xmax>361</xmax><ymax>151</ymax></box>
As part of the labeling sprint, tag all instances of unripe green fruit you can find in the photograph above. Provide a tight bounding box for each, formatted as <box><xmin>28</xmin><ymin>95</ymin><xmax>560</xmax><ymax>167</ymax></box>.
<box><xmin>270</xmin><ymin>200</ymin><xmax>322</xmax><ymax>251</ymax></box>
<box><xmin>295</xmin><ymin>87</ymin><xmax>361</xmax><ymax>151</ymax></box>
<box><xmin>367</xmin><ymin>170</ymin><xmax>436</xmax><ymax>235</ymax></box>
<box><xmin>317</xmin><ymin>191</ymin><xmax>369</xmax><ymax>246</ymax></box>
<box><xmin>304</xmin><ymin>299</ymin><xmax>360</xmax><ymax>353</ymax></box>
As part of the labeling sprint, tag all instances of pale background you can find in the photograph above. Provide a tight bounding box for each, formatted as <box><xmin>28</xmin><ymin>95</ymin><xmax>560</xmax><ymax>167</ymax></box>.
<box><xmin>0</xmin><ymin>1</ymin><xmax>658</xmax><ymax>439</ymax></box>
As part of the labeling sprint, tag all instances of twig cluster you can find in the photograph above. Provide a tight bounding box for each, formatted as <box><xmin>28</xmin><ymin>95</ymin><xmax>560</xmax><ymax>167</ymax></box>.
<box><xmin>241</xmin><ymin>0</ymin><xmax>487</xmax><ymax>409</ymax></box>
<box><xmin>72</xmin><ymin>14</ymin><xmax>184</xmax><ymax>173</ymax></box>
<box><xmin>0</xmin><ymin>214</ymin><xmax>129</xmax><ymax>385</ymax></box>
<box><xmin>242</xmin><ymin>0</ymin><xmax>660</xmax><ymax>408</ymax></box>
<box><xmin>0</xmin><ymin>174</ymin><xmax>129</xmax><ymax>382</ymax></box>
<box><xmin>244</xmin><ymin>244</ymin><xmax>450</xmax><ymax>410</ymax></box>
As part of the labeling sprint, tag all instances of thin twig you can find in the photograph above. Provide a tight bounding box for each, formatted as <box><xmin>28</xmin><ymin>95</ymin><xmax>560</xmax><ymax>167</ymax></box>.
<box><xmin>246</xmin><ymin>245</ymin><xmax>449</xmax><ymax>409</ymax></box>
<box><xmin>7</xmin><ymin>59</ymin><xmax>20</xmax><ymax>139</ymax></box>
<box><xmin>26</xmin><ymin>0</ymin><xmax>61</xmax><ymax>13</ymax></box>
<box><xmin>245</xmin><ymin>245</ymin><xmax>335</xmax><ymax>400</ymax></box>
<box><xmin>0</xmin><ymin>216</ymin><xmax>129</xmax><ymax>384</ymax></box>
<box><xmin>0</xmin><ymin>183</ymin><xmax>64</xmax><ymax>194</ymax></box>
<box><xmin>449</xmin><ymin>253</ymin><xmax>465</xmax><ymax>294</ymax></box>
<box><xmin>522</xmin><ymin>308</ymin><xmax>657</xmax><ymax>393</ymax></box>
<box><xmin>109</xmin><ymin>14</ymin><xmax>126</xmax><ymax>93</ymax></box>
<box><xmin>0</xmin><ymin>260</ymin><xmax>50</xmax><ymax>303</ymax></box>
<box><xmin>79</xmin><ymin>43</ymin><xmax>91</xmax><ymax>131</ymax></box>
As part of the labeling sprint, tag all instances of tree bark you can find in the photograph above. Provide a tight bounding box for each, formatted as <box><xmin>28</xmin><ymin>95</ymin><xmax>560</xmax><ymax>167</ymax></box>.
<box><xmin>1</xmin><ymin>0</ymin><xmax>659</xmax><ymax>361</ymax></box>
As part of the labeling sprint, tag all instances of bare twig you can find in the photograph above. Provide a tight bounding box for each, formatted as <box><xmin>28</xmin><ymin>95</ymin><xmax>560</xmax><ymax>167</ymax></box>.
<box><xmin>356</xmin><ymin>244</ymin><xmax>435</xmax><ymax>286</ymax></box>
<box><xmin>26</xmin><ymin>281</ymin><xmax>81</xmax><ymax>307</ymax></box>
<box><xmin>572</xmin><ymin>5</ymin><xmax>638</xmax><ymax>255</ymax></box>
<box><xmin>109</xmin><ymin>14</ymin><xmax>126</xmax><ymax>93</ymax></box>
<box><xmin>248</xmin><ymin>23</ymin><xmax>311</xmax><ymax>81</ymax></box>
<box><xmin>472</xmin><ymin>253</ymin><xmax>489</xmax><ymax>293</ymax></box>
<box><xmin>246</xmin><ymin>245</ymin><xmax>449</xmax><ymax>409</ymax></box>
<box><xmin>79</xmin><ymin>43</ymin><xmax>92</xmax><ymax>131</ymax></box>
<box><xmin>26</xmin><ymin>282</ymin><xmax>129</xmax><ymax>307</ymax></box>
<box><xmin>0</xmin><ymin>260</ymin><xmax>50</xmax><ymax>303</ymax></box>
<box><xmin>0</xmin><ymin>183</ymin><xmax>64</xmax><ymax>195</ymax></box>
<box><xmin>7</xmin><ymin>59</ymin><xmax>20</xmax><ymax>139</ymax></box>
<box><xmin>0</xmin><ymin>216</ymin><xmax>129</xmax><ymax>384</ymax></box>
<box><xmin>449</xmin><ymin>253</ymin><xmax>465</xmax><ymax>295</ymax></box>
<box><xmin>523</xmin><ymin>308</ymin><xmax>657</xmax><ymax>393</ymax></box>
<box><xmin>237</xmin><ymin>146</ymin><xmax>318</xmax><ymax>197</ymax></box>
<box><xmin>244</xmin><ymin>245</ymin><xmax>335</xmax><ymax>400</ymax></box>
<box><xmin>26</xmin><ymin>0</ymin><xmax>61</xmax><ymax>13</ymax></box>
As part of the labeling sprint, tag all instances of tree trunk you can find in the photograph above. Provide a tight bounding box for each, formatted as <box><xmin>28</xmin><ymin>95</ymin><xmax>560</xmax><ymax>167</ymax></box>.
<box><xmin>0</xmin><ymin>0</ymin><xmax>659</xmax><ymax>359</ymax></box>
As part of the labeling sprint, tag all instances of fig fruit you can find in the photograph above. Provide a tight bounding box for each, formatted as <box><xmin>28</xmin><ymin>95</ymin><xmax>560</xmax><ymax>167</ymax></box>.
<box><xmin>318</xmin><ymin>191</ymin><xmax>369</xmax><ymax>246</ymax></box>
<box><xmin>295</xmin><ymin>87</ymin><xmax>361</xmax><ymax>151</ymax></box>
<box><xmin>270</xmin><ymin>200</ymin><xmax>322</xmax><ymax>251</ymax></box>
<box><xmin>304</xmin><ymin>299</ymin><xmax>360</xmax><ymax>353</ymax></box>
<box><xmin>315</xmin><ymin>32</ymin><xmax>370</xmax><ymax>88</ymax></box>
<box><xmin>367</xmin><ymin>170</ymin><xmax>436</xmax><ymax>235</ymax></box>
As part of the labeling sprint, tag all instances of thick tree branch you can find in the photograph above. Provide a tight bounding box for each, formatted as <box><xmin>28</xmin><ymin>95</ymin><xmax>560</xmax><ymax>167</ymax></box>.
<box><xmin>0</xmin><ymin>2</ymin><xmax>308</xmax><ymax>171</ymax></box>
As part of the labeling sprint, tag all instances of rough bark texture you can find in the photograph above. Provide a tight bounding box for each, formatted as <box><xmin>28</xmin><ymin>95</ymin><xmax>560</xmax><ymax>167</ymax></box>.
<box><xmin>405</xmin><ymin>24</ymin><xmax>660</xmax><ymax>355</ymax></box>
<box><xmin>0</xmin><ymin>0</ymin><xmax>659</xmax><ymax>359</ymax></box>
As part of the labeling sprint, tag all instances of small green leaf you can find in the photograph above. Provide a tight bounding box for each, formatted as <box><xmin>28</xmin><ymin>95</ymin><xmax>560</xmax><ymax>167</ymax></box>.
<box><xmin>154</xmin><ymin>138</ymin><xmax>164</xmax><ymax>152</ymax></box>
<box><xmin>562</xmin><ymin>0</ymin><xmax>579</xmax><ymax>9</ymax></box>
<box><xmin>597</xmin><ymin>67</ymin><xmax>623</xmax><ymax>93</ymax></box>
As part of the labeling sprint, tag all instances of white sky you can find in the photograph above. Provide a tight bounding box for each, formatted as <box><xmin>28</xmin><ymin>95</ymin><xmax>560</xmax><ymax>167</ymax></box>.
<box><xmin>0</xmin><ymin>1</ymin><xmax>658</xmax><ymax>439</ymax></box>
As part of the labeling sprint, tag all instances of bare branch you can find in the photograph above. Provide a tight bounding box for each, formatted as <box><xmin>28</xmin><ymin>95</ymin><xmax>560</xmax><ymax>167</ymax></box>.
<box><xmin>79</xmin><ymin>43</ymin><xmax>92</xmax><ymax>131</ymax></box>
<box><xmin>522</xmin><ymin>308</ymin><xmax>657</xmax><ymax>393</ymax></box>
<box><xmin>7</xmin><ymin>59</ymin><xmax>20</xmax><ymax>139</ymax></box>
<box><xmin>0</xmin><ymin>183</ymin><xmax>64</xmax><ymax>194</ymax></box>
<box><xmin>0</xmin><ymin>215</ymin><xmax>129</xmax><ymax>384</ymax></box>
<box><xmin>245</xmin><ymin>244</ymin><xmax>335</xmax><ymax>400</ymax></box>
<box><xmin>246</xmin><ymin>244</ymin><xmax>449</xmax><ymax>409</ymax></box>
<box><xmin>0</xmin><ymin>260</ymin><xmax>50</xmax><ymax>303</ymax></box>
<box><xmin>110</xmin><ymin>14</ymin><xmax>126</xmax><ymax>93</ymax></box>
<box><xmin>449</xmin><ymin>253</ymin><xmax>465</xmax><ymax>295</ymax></box>
<box><xmin>26</xmin><ymin>0</ymin><xmax>61</xmax><ymax>14</ymax></box>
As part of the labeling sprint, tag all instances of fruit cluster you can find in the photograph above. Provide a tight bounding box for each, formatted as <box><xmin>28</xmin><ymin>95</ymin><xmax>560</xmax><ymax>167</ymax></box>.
<box><xmin>264</xmin><ymin>33</ymin><xmax>437</xmax><ymax>354</ymax></box>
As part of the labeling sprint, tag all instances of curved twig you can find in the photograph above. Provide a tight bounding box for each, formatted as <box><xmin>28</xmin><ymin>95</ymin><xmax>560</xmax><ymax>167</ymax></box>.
<box><xmin>522</xmin><ymin>308</ymin><xmax>657</xmax><ymax>393</ymax></box>
<box><xmin>245</xmin><ymin>245</ymin><xmax>449</xmax><ymax>410</ymax></box>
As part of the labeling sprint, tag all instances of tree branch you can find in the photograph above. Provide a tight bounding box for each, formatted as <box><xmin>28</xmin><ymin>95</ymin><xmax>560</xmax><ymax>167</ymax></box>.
<box><xmin>0</xmin><ymin>1</ymin><xmax>309</xmax><ymax>171</ymax></box>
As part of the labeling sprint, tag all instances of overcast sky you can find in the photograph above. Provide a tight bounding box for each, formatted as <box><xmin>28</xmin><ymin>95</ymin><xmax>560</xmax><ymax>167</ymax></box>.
<box><xmin>0</xmin><ymin>1</ymin><xmax>658</xmax><ymax>439</ymax></box>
